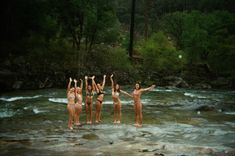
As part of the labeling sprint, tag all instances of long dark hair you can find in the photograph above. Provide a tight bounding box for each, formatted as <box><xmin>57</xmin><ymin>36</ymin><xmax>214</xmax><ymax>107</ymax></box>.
<box><xmin>135</xmin><ymin>82</ymin><xmax>141</xmax><ymax>90</ymax></box>
<box><xmin>114</xmin><ymin>83</ymin><xmax>120</xmax><ymax>93</ymax></box>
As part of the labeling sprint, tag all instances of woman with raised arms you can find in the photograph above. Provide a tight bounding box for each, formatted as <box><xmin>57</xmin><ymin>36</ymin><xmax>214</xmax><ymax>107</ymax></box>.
<box><xmin>110</xmin><ymin>74</ymin><xmax>133</xmax><ymax>124</ymax></box>
<box><xmin>74</xmin><ymin>79</ymin><xmax>83</xmax><ymax>126</ymax></box>
<box><xmin>66</xmin><ymin>78</ymin><xmax>76</xmax><ymax>130</ymax></box>
<box><xmin>132</xmin><ymin>82</ymin><xmax>155</xmax><ymax>127</ymax></box>
<box><xmin>84</xmin><ymin>76</ymin><xmax>95</xmax><ymax>124</ymax></box>
<box><xmin>92</xmin><ymin>75</ymin><xmax>106</xmax><ymax>123</ymax></box>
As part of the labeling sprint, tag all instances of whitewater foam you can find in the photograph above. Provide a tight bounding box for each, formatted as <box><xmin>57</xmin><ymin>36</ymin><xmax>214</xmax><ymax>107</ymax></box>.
<box><xmin>224</xmin><ymin>112</ymin><xmax>235</xmax><ymax>115</ymax></box>
<box><xmin>48</xmin><ymin>98</ymin><xmax>67</xmax><ymax>104</ymax></box>
<box><xmin>33</xmin><ymin>108</ymin><xmax>47</xmax><ymax>114</ymax></box>
<box><xmin>0</xmin><ymin>95</ymin><xmax>42</xmax><ymax>102</ymax></box>
<box><xmin>184</xmin><ymin>93</ymin><xmax>207</xmax><ymax>99</ymax></box>
<box><xmin>0</xmin><ymin>109</ymin><xmax>15</xmax><ymax>118</ymax></box>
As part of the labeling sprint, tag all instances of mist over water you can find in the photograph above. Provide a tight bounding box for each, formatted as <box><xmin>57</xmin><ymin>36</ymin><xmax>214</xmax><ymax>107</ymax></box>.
<box><xmin>0</xmin><ymin>87</ymin><xmax>235</xmax><ymax>155</ymax></box>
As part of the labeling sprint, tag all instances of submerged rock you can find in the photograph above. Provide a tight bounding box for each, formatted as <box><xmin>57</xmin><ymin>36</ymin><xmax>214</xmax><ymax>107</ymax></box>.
<box><xmin>82</xmin><ymin>133</ymin><xmax>99</xmax><ymax>140</ymax></box>
<box><xmin>195</xmin><ymin>105</ymin><xmax>215</xmax><ymax>112</ymax></box>
<box><xmin>154</xmin><ymin>153</ymin><xmax>164</xmax><ymax>156</ymax></box>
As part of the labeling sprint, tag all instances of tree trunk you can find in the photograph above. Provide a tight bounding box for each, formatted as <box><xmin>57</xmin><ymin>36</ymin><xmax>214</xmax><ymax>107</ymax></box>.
<box><xmin>88</xmin><ymin>26</ymin><xmax>97</xmax><ymax>53</ymax></box>
<box><xmin>144</xmin><ymin>0</ymin><xmax>149</xmax><ymax>40</ymax></box>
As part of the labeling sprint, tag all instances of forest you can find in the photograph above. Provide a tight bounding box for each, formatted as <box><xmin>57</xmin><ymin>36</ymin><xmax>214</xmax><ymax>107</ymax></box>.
<box><xmin>1</xmin><ymin>0</ymin><xmax>235</xmax><ymax>91</ymax></box>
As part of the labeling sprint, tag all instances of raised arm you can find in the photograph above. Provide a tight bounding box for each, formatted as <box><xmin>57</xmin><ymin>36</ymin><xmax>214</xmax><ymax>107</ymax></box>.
<box><xmin>110</xmin><ymin>74</ymin><xmax>114</xmax><ymax>92</ymax></box>
<box><xmin>120</xmin><ymin>90</ymin><xmax>133</xmax><ymax>98</ymax></box>
<box><xmin>101</xmin><ymin>75</ymin><xmax>106</xmax><ymax>89</ymax></box>
<box><xmin>67</xmin><ymin>77</ymin><xmax>72</xmax><ymax>93</ymax></box>
<box><xmin>74</xmin><ymin>79</ymin><xmax>77</xmax><ymax>88</ymax></box>
<box><xmin>80</xmin><ymin>79</ymin><xmax>83</xmax><ymax>90</ymax></box>
<box><xmin>74</xmin><ymin>79</ymin><xmax>77</xmax><ymax>97</ymax></box>
<box><xmin>140</xmin><ymin>85</ymin><xmax>156</xmax><ymax>92</ymax></box>
<box><xmin>92</xmin><ymin>76</ymin><xmax>99</xmax><ymax>93</ymax></box>
<box><xmin>85</xmin><ymin>76</ymin><xmax>88</xmax><ymax>92</ymax></box>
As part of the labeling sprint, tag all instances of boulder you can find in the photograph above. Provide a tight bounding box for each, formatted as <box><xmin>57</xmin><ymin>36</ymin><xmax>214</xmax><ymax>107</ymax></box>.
<box><xmin>193</xmin><ymin>83</ymin><xmax>212</xmax><ymax>89</ymax></box>
<box><xmin>196</xmin><ymin>105</ymin><xmax>215</xmax><ymax>112</ymax></box>
<box><xmin>12</xmin><ymin>81</ymin><xmax>23</xmax><ymax>89</ymax></box>
<box><xmin>210</xmin><ymin>77</ymin><xmax>231</xmax><ymax>88</ymax></box>
<box><xmin>163</xmin><ymin>76</ymin><xmax>189</xmax><ymax>88</ymax></box>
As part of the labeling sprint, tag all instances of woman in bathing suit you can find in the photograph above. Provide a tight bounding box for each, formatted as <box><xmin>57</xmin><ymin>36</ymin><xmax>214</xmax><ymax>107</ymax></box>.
<box><xmin>132</xmin><ymin>82</ymin><xmax>155</xmax><ymax>127</ymax></box>
<box><xmin>67</xmin><ymin>77</ymin><xmax>76</xmax><ymax>130</ymax></box>
<box><xmin>110</xmin><ymin>74</ymin><xmax>133</xmax><ymax>124</ymax></box>
<box><xmin>92</xmin><ymin>75</ymin><xmax>106</xmax><ymax>123</ymax></box>
<box><xmin>85</xmin><ymin>76</ymin><xmax>95</xmax><ymax>124</ymax></box>
<box><xmin>74</xmin><ymin>79</ymin><xmax>83</xmax><ymax>126</ymax></box>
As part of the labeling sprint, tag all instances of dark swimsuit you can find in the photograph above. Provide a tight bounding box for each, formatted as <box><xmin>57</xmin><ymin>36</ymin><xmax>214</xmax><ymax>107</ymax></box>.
<box><xmin>86</xmin><ymin>91</ymin><xmax>93</xmax><ymax>105</ymax></box>
<box><xmin>97</xmin><ymin>91</ymin><xmax>104</xmax><ymax>104</ymax></box>
<box><xmin>86</xmin><ymin>91</ymin><xmax>94</xmax><ymax>97</ymax></box>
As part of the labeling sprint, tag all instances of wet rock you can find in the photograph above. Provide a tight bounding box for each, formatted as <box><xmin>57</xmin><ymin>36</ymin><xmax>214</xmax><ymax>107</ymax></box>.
<box><xmin>82</xmin><ymin>133</ymin><xmax>99</xmax><ymax>140</ymax></box>
<box><xmin>213</xmin><ymin>149</ymin><xmax>235</xmax><ymax>156</ymax></box>
<box><xmin>12</xmin><ymin>81</ymin><xmax>23</xmax><ymax>89</ymax></box>
<box><xmin>0</xmin><ymin>69</ymin><xmax>16</xmax><ymax>91</ymax></box>
<box><xmin>39</xmin><ymin>77</ymin><xmax>52</xmax><ymax>89</ymax></box>
<box><xmin>140</xmin><ymin>149</ymin><xmax>148</xmax><ymax>152</ymax></box>
<box><xmin>154</xmin><ymin>153</ymin><xmax>164</xmax><ymax>156</ymax></box>
<box><xmin>163</xmin><ymin>76</ymin><xmax>189</xmax><ymax>88</ymax></box>
<box><xmin>210</xmin><ymin>77</ymin><xmax>232</xmax><ymax>88</ymax></box>
<box><xmin>196</xmin><ymin>105</ymin><xmax>215</xmax><ymax>112</ymax></box>
<box><xmin>109</xmin><ymin>141</ymin><xmax>113</xmax><ymax>145</ymax></box>
<box><xmin>75</xmin><ymin>142</ymin><xmax>84</xmax><ymax>146</ymax></box>
<box><xmin>140</xmin><ymin>148</ymin><xmax>159</xmax><ymax>152</ymax></box>
<box><xmin>194</xmin><ymin>83</ymin><xmax>212</xmax><ymax>89</ymax></box>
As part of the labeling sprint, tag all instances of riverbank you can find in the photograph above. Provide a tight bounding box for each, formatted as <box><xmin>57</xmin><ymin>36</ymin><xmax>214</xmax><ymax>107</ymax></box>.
<box><xmin>0</xmin><ymin>67</ymin><xmax>234</xmax><ymax>92</ymax></box>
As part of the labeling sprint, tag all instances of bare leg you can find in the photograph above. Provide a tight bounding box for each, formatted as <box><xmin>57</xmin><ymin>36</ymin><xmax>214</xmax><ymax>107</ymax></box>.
<box><xmin>86</xmin><ymin>103</ymin><xmax>89</xmax><ymax>124</ymax></box>
<box><xmin>89</xmin><ymin>103</ymin><xmax>92</xmax><ymax>124</ymax></box>
<box><xmin>95</xmin><ymin>101</ymin><xmax>100</xmax><ymax>123</ymax></box>
<box><xmin>114</xmin><ymin>104</ymin><xmax>117</xmax><ymax>123</ymax></box>
<box><xmin>74</xmin><ymin>103</ymin><xmax>79</xmax><ymax>125</ymax></box>
<box><xmin>67</xmin><ymin>104</ymin><xmax>75</xmax><ymax>129</ymax></box>
<box><xmin>98</xmin><ymin>103</ymin><xmax>102</xmax><ymax>122</ymax></box>
<box><xmin>77</xmin><ymin>104</ymin><xmax>82</xmax><ymax>125</ymax></box>
<box><xmin>134</xmin><ymin>103</ymin><xmax>138</xmax><ymax>126</ymax></box>
<box><xmin>139</xmin><ymin>103</ymin><xmax>143</xmax><ymax>127</ymax></box>
<box><xmin>117</xmin><ymin>103</ymin><xmax>121</xmax><ymax>123</ymax></box>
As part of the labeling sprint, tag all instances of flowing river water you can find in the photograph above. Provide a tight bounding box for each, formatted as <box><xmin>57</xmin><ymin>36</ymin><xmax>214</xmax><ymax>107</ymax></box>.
<box><xmin>0</xmin><ymin>87</ymin><xmax>235</xmax><ymax>156</ymax></box>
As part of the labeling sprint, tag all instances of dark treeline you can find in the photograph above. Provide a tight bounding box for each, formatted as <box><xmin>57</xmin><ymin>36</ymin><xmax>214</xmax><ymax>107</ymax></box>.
<box><xmin>1</xmin><ymin>0</ymin><xmax>235</xmax><ymax>91</ymax></box>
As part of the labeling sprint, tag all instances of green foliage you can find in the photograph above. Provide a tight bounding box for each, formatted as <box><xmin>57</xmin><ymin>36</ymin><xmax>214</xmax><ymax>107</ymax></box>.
<box><xmin>1</xmin><ymin>0</ymin><xmax>235</xmax><ymax>88</ymax></box>
<box><xmin>139</xmin><ymin>32</ymin><xmax>185</xmax><ymax>73</ymax></box>
<box><xmin>92</xmin><ymin>45</ymin><xmax>132</xmax><ymax>72</ymax></box>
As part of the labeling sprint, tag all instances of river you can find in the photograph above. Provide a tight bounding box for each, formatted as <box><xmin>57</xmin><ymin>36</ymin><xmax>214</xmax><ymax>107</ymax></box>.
<box><xmin>0</xmin><ymin>87</ymin><xmax>235</xmax><ymax>156</ymax></box>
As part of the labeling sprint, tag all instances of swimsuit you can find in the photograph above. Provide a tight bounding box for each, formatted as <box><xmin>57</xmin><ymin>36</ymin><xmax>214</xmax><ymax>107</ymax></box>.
<box><xmin>86</xmin><ymin>91</ymin><xmax>94</xmax><ymax>97</ymax></box>
<box><xmin>97</xmin><ymin>91</ymin><xmax>104</xmax><ymax>96</ymax></box>
<box><xmin>96</xmin><ymin>90</ymin><xmax>104</xmax><ymax>104</ymax></box>
<box><xmin>68</xmin><ymin>94</ymin><xmax>75</xmax><ymax>104</ymax></box>
<box><xmin>114</xmin><ymin>92</ymin><xmax>120</xmax><ymax>96</ymax></box>
<box><xmin>86</xmin><ymin>91</ymin><xmax>93</xmax><ymax>105</ymax></box>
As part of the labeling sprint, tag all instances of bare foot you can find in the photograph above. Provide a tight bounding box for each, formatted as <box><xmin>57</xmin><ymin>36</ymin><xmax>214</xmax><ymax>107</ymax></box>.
<box><xmin>69</xmin><ymin>127</ymin><xmax>73</xmax><ymax>130</ymax></box>
<box><xmin>95</xmin><ymin>120</ymin><xmax>99</xmax><ymax>123</ymax></box>
<box><xmin>75</xmin><ymin>122</ymin><xmax>81</xmax><ymax>126</ymax></box>
<box><xmin>114</xmin><ymin>120</ymin><xmax>117</xmax><ymax>124</ymax></box>
<box><xmin>137</xmin><ymin>124</ymin><xmax>142</xmax><ymax>128</ymax></box>
<box><xmin>117</xmin><ymin>121</ymin><xmax>120</xmax><ymax>124</ymax></box>
<box><xmin>133</xmin><ymin>123</ymin><xmax>139</xmax><ymax>127</ymax></box>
